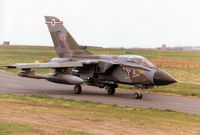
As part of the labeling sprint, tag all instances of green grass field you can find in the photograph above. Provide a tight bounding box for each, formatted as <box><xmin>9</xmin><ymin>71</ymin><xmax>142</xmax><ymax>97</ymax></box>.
<box><xmin>0</xmin><ymin>94</ymin><xmax>199</xmax><ymax>135</ymax></box>
<box><xmin>1</xmin><ymin>45</ymin><xmax>200</xmax><ymax>97</ymax></box>
<box><xmin>0</xmin><ymin>121</ymin><xmax>33</xmax><ymax>135</ymax></box>
<box><xmin>88</xmin><ymin>47</ymin><xmax>200</xmax><ymax>61</ymax></box>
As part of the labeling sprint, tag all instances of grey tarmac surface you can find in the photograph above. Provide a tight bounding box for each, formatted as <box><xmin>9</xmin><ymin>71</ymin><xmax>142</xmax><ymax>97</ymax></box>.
<box><xmin>0</xmin><ymin>71</ymin><xmax>200</xmax><ymax>115</ymax></box>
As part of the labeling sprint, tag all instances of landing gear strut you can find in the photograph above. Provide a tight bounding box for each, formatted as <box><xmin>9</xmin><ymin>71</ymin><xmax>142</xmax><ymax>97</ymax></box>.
<box><xmin>74</xmin><ymin>85</ymin><xmax>82</xmax><ymax>94</ymax></box>
<box><xmin>106</xmin><ymin>85</ymin><xmax>115</xmax><ymax>95</ymax></box>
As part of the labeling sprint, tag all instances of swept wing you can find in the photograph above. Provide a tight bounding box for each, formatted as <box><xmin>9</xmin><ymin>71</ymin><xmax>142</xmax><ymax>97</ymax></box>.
<box><xmin>2</xmin><ymin>62</ymin><xmax>82</xmax><ymax>69</ymax></box>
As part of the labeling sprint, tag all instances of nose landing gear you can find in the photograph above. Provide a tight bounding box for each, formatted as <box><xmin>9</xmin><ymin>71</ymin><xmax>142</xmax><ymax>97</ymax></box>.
<box><xmin>133</xmin><ymin>87</ymin><xmax>143</xmax><ymax>99</ymax></box>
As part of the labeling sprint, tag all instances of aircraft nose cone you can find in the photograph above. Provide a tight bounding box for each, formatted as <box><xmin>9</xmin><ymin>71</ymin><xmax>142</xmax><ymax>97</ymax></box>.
<box><xmin>153</xmin><ymin>69</ymin><xmax>177</xmax><ymax>85</ymax></box>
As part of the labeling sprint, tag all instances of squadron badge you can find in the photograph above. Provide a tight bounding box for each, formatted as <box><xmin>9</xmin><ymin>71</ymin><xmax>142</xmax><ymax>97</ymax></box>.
<box><xmin>128</xmin><ymin>70</ymin><xmax>139</xmax><ymax>79</ymax></box>
<box><xmin>122</xmin><ymin>67</ymin><xmax>140</xmax><ymax>79</ymax></box>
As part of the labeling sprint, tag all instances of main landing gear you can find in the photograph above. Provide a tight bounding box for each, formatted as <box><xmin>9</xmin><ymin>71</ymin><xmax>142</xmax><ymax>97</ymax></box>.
<box><xmin>74</xmin><ymin>84</ymin><xmax>117</xmax><ymax>95</ymax></box>
<box><xmin>106</xmin><ymin>85</ymin><xmax>116</xmax><ymax>95</ymax></box>
<box><xmin>133</xmin><ymin>92</ymin><xmax>143</xmax><ymax>99</ymax></box>
<box><xmin>74</xmin><ymin>85</ymin><xmax>82</xmax><ymax>94</ymax></box>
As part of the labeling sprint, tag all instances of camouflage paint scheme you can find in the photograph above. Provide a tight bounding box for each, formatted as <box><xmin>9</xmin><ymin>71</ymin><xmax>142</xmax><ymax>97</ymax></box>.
<box><xmin>3</xmin><ymin>16</ymin><xmax>177</xmax><ymax>99</ymax></box>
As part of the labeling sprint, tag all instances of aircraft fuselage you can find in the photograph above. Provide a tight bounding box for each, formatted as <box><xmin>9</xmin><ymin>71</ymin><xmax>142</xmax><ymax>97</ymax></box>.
<box><xmin>49</xmin><ymin>54</ymin><xmax>176</xmax><ymax>89</ymax></box>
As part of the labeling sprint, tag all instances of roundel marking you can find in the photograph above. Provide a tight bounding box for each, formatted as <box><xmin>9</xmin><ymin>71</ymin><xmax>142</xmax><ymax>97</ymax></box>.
<box><xmin>129</xmin><ymin>71</ymin><xmax>133</xmax><ymax>78</ymax></box>
<box><xmin>51</xmin><ymin>19</ymin><xmax>56</xmax><ymax>27</ymax></box>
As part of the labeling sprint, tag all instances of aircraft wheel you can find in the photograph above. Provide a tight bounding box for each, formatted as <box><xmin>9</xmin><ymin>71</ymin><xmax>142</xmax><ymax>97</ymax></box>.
<box><xmin>133</xmin><ymin>93</ymin><xmax>143</xmax><ymax>99</ymax></box>
<box><xmin>138</xmin><ymin>93</ymin><xmax>143</xmax><ymax>99</ymax></box>
<box><xmin>74</xmin><ymin>85</ymin><xmax>82</xmax><ymax>94</ymax></box>
<box><xmin>133</xmin><ymin>93</ymin><xmax>139</xmax><ymax>99</ymax></box>
<box><xmin>106</xmin><ymin>86</ymin><xmax>115</xmax><ymax>95</ymax></box>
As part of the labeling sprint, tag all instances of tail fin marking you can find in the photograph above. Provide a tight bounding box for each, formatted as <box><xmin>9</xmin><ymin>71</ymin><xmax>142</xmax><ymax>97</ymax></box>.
<box><xmin>45</xmin><ymin>16</ymin><xmax>92</xmax><ymax>57</ymax></box>
<box><xmin>58</xmin><ymin>40</ymin><xmax>66</xmax><ymax>49</ymax></box>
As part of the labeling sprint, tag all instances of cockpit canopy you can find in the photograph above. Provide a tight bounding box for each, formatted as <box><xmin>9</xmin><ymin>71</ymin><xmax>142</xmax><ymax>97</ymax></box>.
<box><xmin>119</xmin><ymin>55</ymin><xmax>156</xmax><ymax>69</ymax></box>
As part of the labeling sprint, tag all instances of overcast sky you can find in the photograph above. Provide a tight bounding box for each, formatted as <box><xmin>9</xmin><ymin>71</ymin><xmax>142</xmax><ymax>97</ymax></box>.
<box><xmin>1</xmin><ymin>0</ymin><xmax>200</xmax><ymax>48</ymax></box>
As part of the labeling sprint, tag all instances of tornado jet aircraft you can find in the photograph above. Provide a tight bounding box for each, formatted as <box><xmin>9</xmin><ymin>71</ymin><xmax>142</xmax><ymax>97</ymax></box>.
<box><xmin>3</xmin><ymin>16</ymin><xmax>177</xmax><ymax>99</ymax></box>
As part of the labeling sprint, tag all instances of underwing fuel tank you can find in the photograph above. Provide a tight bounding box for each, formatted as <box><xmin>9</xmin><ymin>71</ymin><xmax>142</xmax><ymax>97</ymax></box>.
<box><xmin>45</xmin><ymin>73</ymin><xmax>84</xmax><ymax>85</ymax></box>
<box><xmin>18</xmin><ymin>71</ymin><xmax>83</xmax><ymax>85</ymax></box>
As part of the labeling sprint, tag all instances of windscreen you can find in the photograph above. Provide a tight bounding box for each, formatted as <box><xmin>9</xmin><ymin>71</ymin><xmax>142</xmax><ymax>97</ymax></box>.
<box><xmin>126</xmin><ymin>56</ymin><xmax>156</xmax><ymax>69</ymax></box>
<box><xmin>139</xmin><ymin>58</ymin><xmax>155</xmax><ymax>68</ymax></box>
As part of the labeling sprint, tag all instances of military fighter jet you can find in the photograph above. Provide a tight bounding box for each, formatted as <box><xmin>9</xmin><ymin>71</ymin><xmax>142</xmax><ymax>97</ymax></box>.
<box><xmin>3</xmin><ymin>16</ymin><xmax>177</xmax><ymax>99</ymax></box>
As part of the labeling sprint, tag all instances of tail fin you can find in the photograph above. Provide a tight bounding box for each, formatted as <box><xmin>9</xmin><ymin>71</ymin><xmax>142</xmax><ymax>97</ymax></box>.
<box><xmin>45</xmin><ymin>16</ymin><xmax>92</xmax><ymax>58</ymax></box>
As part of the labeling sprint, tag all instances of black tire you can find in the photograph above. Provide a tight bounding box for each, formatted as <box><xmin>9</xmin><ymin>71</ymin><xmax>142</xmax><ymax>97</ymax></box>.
<box><xmin>133</xmin><ymin>93</ymin><xmax>139</xmax><ymax>99</ymax></box>
<box><xmin>74</xmin><ymin>85</ymin><xmax>82</xmax><ymax>94</ymax></box>
<box><xmin>106</xmin><ymin>86</ymin><xmax>115</xmax><ymax>95</ymax></box>
<box><xmin>133</xmin><ymin>93</ymin><xmax>143</xmax><ymax>99</ymax></box>
<box><xmin>138</xmin><ymin>93</ymin><xmax>143</xmax><ymax>99</ymax></box>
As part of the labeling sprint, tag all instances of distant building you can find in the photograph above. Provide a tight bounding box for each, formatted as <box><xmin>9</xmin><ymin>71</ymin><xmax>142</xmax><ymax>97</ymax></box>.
<box><xmin>2</xmin><ymin>41</ymin><xmax>10</xmax><ymax>46</ymax></box>
<box><xmin>161</xmin><ymin>44</ymin><xmax>166</xmax><ymax>50</ymax></box>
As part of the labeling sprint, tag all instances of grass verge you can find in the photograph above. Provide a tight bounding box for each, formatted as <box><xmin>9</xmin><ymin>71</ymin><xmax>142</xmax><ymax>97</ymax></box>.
<box><xmin>0</xmin><ymin>121</ymin><xmax>34</xmax><ymax>135</ymax></box>
<box><xmin>0</xmin><ymin>94</ymin><xmax>200</xmax><ymax>134</ymax></box>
